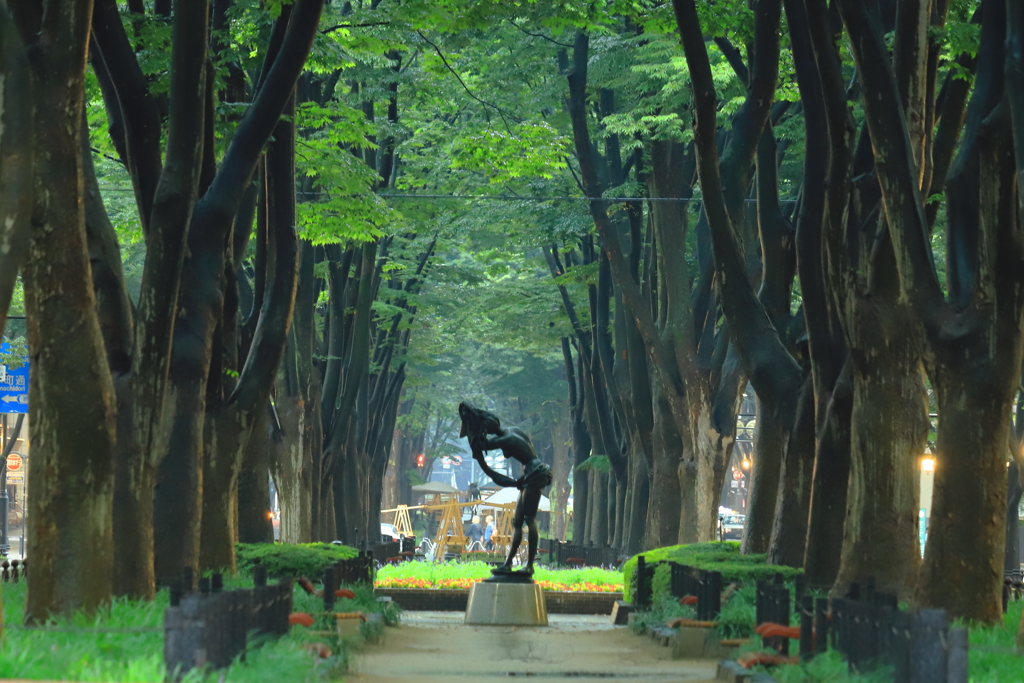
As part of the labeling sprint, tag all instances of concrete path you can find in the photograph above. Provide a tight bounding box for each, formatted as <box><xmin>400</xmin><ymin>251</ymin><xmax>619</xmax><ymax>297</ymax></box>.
<box><xmin>347</xmin><ymin>611</ymin><xmax>718</xmax><ymax>683</ymax></box>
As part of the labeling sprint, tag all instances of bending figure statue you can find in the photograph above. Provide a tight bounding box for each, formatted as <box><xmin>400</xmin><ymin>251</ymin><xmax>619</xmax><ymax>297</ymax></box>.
<box><xmin>459</xmin><ymin>402</ymin><xmax>552</xmax><ymax>577</ymax></box>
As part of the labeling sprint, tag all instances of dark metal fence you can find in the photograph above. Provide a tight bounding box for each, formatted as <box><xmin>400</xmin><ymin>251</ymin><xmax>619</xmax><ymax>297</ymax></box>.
<box><xmin>322</xmin><ymin>550</ymin><xmax>375</xmax><ymax>612</ymax></box>
<box><xmin>634</xmin><ymin>555</ymin><xmax>654</xmax><ymax>610</ymax></box>
<box><xmin>631</xmin><ymin>558</ymin><xmax>724</xmax><ymax>621</ymax></box>
<box><xmin>367</xmin><ymin>541</ymin><xmax>399</xmax><ymax>562</ymax></box>
<box><xmin>365</xmin><ymin>537</ymin><xmax>416</xmax><ymax>563</ymax></box>
<box><xmin>543</xmin><ymin>539</ymin><xmax>620</xmax><ymax>568</ymax></box>
<box><xmin>668</xmin><ymin>562</ymin><xmax>722</xmax><ymax>622</ymax></box>
<box><xmin>0</xmin><ymin>558</ymin><xmax>25</xmax><ymax>582</ymax></box>
<box><xmin>754</xmin><ymin>579</ymin><xmax>968</xmax><ymax>683</ymax></box>
<box><xmin>164</xmin><ymin>565</ymin><xmax>292</xmax><ymax>681</ymax></box>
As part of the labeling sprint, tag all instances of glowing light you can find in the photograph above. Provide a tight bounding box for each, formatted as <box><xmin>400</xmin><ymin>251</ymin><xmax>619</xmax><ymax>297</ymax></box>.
<box><xmin>921</xmin><ymin>457</ymin><xmax>936</xmax><ymax>472</ymax></box>
<box><xmin>266</xmin><ymin>510</ymin><xmax>274</xmax><ymax>520</ymax></box>
<box><xmin>741</xmin><ymin>459</ymin><xmax>751</xmax><ymax>470</ymax></box>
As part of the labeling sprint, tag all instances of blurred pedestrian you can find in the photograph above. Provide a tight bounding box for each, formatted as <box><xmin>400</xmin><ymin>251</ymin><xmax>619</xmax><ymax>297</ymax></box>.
<box><xmin>467</xmin><ymin>515</ymin><xmax>484</xmax><ymax>550</ymax></box>
<box><xmin>484</xmin><ymin>514</ymin><xmax>496</xmax><ymax>551</ymax></box>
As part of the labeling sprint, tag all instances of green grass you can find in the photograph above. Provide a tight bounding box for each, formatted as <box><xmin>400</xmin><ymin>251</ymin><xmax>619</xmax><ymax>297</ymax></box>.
<box><xmin>0</xmin><ymin>582</ymin><xmax>168</xmax><ymax>682</ymax></box>
<box><xmin>716</xmin><ymin>583</ymin><xmax>758</xmax><ymax>639</ymax></box>
<box><xmin>622</xmin><ymin>542</ymin><xmax>803</xmax><ymax>602</ymax></box>
<box><xmin>375</xmin><ymin>560</ymin><xmax>623</xmax><ymax>591</ymax></box>
<box><xmin>963</xmin><ymin>600</ymin><xmax>1023</xmax><ymax>683</ymax></box>
<box><xmin>760</xmin><ymin>650</ymin><xmax>892</xmax><ymax>683</ymax></box>
<box><xmin>0</xmin><ymin>572</ymin><xmax>394</xmax><ymax>681</ymax></box>
<box><xmin>744</xmin><ymin>600</ymin><xmax>1024</xmax><ymax>683</ymax></box>
<box><xmin>628</xmin><ymin>595</ymin><xmax>696</xmax><ymax>635</ymax></box>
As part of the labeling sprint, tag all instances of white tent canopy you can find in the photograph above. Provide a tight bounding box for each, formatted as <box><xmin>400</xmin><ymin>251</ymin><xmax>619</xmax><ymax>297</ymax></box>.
<box><xmin>481</xmin><ymin>487</ymin><xmax>551</xmax><ymax>512</ymax></box>
<box><xmin>411</xmin><ymin>481</ymin><xmax>460</xmax><ymax>494</ymax></box>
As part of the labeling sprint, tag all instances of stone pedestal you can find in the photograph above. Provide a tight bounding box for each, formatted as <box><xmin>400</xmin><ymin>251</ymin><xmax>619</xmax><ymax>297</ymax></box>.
<box><xmin>464</xmin><ymin>581</ymin><xmax>548</xmax><ymax>626</ymax></box>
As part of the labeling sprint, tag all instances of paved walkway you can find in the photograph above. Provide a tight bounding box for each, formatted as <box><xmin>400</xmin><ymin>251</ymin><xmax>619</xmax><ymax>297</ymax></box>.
<box><xmin>347</xmin><ymin>611</ymin><xmax>719</xmax><ymax>683</ymax></box>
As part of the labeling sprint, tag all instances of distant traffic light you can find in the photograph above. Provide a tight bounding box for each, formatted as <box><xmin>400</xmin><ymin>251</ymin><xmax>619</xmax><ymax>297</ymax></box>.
<box><xmin>416</xmin><ymin>453</ymin><xmax>425</xmax><ymax>467</ymax></box>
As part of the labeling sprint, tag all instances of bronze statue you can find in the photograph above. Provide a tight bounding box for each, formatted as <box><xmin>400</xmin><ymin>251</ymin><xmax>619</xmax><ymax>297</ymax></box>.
<box><xmin>459</xmin><ymin>402</ymin><xmax>552</xmax><ymax>579</ymax></box>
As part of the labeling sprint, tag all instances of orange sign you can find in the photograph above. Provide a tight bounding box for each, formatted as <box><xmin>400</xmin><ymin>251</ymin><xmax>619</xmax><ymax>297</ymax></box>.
<box><xmin>7</xmin><ymin>454</ymin><xmax>22</xmax><ymax>471</ymax></box>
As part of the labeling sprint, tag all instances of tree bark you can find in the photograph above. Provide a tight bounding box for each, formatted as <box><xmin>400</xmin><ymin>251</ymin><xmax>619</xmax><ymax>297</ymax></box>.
<box><xmin>623</xmin><ymin>441</ymin><xmax>649</xmax><ymax>553</ymax></box>
<box><xmin>804</xmin><ymin>361</ymin><xmax>853</xmax><ymax>587</ymax></box>
<box><xmin>648</xmin><ymin>387</ymin><xmax>682</xmax><ymax>546</ymax></box>
<box><xmin>838</xmin><ymin>0</ymin><xmax>1024</xmax><ymax>622</ymax></box>
<box><xmin>272</xmin><ymin>388</ymin><xmax>312</xmax><ymax>543</ymax></box>
<box><xmin>768</xmin><ymin>372</ymin><xmax>815</xmax><ymax>567</ymax></box>
<box><xmin>551</xmin><ymin>409</ymin><xmax>572</xmax><ymax>542</ymax></box>
<box><xmin>833</xmin><ymin>334</ymin><xmax>928</xmax><ymax>597</ymax></box>
<box><xmin>786</xmin><ymin>0</ymin><xmax>853</xmax><ymax>587</ymax></box>
<box><xmin>13</xmin><ymin>0</ymin><xmax>119</xmax><ymax>621</ymax></box>
<box><xmin>109</xmin><ymin>0</ymin><xmax>209</xmax><ymax>598</ymax></box>
<box><xmin>237</xmin><ymin>407</ymin><xmax>274</xmax><ymax>544</ymax></box>
<box><xmin>0</xmin><ymin>7</ymin><xmax>32</xmax><ymax>339</ymax></box>
<box><xmin>154</xmin><ymin>0</ymin><xmax>323</xmax><ymax>582</ymax></box>
<box><xmin>1005</xmin><ymin>458</ymin><xmax>1022</xmax><ymax>575</ymax></box>
<box><xmin>673</xmin><ymin>0</ymin><xmax>804</xmax><ymax>555</ymax></box>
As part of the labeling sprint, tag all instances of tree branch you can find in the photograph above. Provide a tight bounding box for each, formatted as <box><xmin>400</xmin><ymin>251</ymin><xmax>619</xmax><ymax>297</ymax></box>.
<box><xmin>416</xmin><ymin>30</ymin><xmax>519</xmax><ymax>134</ymax></box>
<box><xmin>91</xmin><ymin>0</ymin><xmax>163</xmax><ymax>236</ymax></box>
<box><xmin>230</xmin><ymin>91</ymin><xmax>300</xmax><ymax>412</ymax></box>
<box><xmin>835</xmin><ymin>0</ymin><xmax>944</xmax><ymax>315</ymax></box>
<box><xmin>510</xmin><ymin>20</ymin><xmax>573</xmax><ymax>48</ymax></box>
<box><xmin>321</xmin><ymin>21</ymin><xmax>390</xmax><ymax>32</ymax></box>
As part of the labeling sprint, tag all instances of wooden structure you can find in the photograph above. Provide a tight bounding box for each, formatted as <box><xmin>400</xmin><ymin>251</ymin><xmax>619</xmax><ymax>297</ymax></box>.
<box><xmin>433</xmin><ymin>498</ymin><xmax>468</xmax><ymax>558</ymax></box>
<box><xmin>383</xmin><ymin>498</ymin><xmax>534</xmax><ymax>563</ymax></box>
<box><xmin>392</xmin><ymin>504</ymin><xmax>414</xmax><ymax>537</ymax></box>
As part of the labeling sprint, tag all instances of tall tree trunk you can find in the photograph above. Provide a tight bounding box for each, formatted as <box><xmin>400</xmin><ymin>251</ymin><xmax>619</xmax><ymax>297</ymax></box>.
<box><xmin>804</xmin><ymin>362</ymin><xmax>853</xmax><ymax>587</ymax></box>
<box><xmin>590</xmin><ymin>470</ymin><xmax>608</xmax><ymax>547</ymax></box>
<box><xmin>623</xmin><ymin>440</ymin><xmax>649</xmax><ymax>553</ymax></box>
<box><xmin>610</xmin><ymin>472</ymin><xmax>622</xmax><ymax>548</ymax></box>
<box><xmin>109</xmin><ymin>0</ymin><xmax>209</xmax><ymax>600</ymax></box>
<box><xmin>571</xmin><ymin>442</ymin><xmax>589</xmax><ymax>543</ymax></box>
<box><xmin>834</xmin><ymin>342</ymin><xmax>927</xmax><ymax>598</ymax></box>
<box><xmin>674</xmin><ymin>0</ymin><xmax>802</xmax><ymax>558</ymax></box>
<box><xmin>918</xmin><ymin>376</ymin><xmax>1017</xmax><ymax>619</ymax></box>
<box><xmin>16</xmin><ymin>0</ymin><xmax>119</xmax><ymax>621</ymax></box>
<box><xmin>237</xmin><ymin>407</ymin><xmax>274</xmax><ymax>544</ymax></box>
<box><xmin>1005</xmin><ymin>459</ymin><xmax>1022</xmax><ymax>575</ymax></box>
<box><xmin>272</xmin><ymin>390</ymin><xmax>312</xmax><ymax>543</ymax></box>
<box><xmin>647</xmin><ymin>389</ymin><xmax>682</xmax><ymax>546</ymax></box>
<box><xmin>743</xmin><ymin>396</ymin><xmax>789</xmax><ymax>553</ymax></box>
<box><xmin>551</xmin><ymin>410</ymin><xmax>572</xmax><ymax>543</ymax></box>
<box><xmin>785</xmin><ymin>0</ymin><xmax>853</xmax><ymax>587</ymax></box>
<box><xmin>154</xmin><ymin>0</ymin><xmax>323</xmax><ymax>584</ymax></box>
<box><xmin>837</xmin><ymin>0</ymin><xmax>1024</xmax><ymax>622</ymax></box>
<box><xmin>768</xmin><ymin>373</ymin><xmax>815</xmax><ymax>566</ymax></box>
<box><xmin>678</xmin><ymin>457</ymin><xmax>699</xmax><ymax>545</ymax></box>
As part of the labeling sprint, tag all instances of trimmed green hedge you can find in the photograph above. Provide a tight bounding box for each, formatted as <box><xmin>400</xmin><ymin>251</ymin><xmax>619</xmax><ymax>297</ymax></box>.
<box><xmin>236</xmin><ymin>542</ymin><xmax>359</xmax><ymax>579</ymax></box>
<box><xmin>622</xmin><ymin>541</ymin><xmax>802</xmax><ymax>602</ymax></box>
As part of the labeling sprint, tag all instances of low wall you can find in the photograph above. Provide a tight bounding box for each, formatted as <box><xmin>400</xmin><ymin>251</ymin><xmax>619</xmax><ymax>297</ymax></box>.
<box><xmin>375</xmin><ymin>588</ymin><xmax>622</xmax><ymax>615</ymax></box>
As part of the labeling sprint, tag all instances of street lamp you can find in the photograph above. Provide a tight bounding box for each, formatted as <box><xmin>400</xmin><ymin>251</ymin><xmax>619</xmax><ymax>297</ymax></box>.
<box><xmin>921</xmin><ymin>456</ymin><xmax>936</xmax><ymax>472</ymax></box>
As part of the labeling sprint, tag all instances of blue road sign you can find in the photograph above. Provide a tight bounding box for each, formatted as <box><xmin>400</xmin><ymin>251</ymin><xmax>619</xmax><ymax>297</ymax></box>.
<box><xmin>0</xmin><ymin>343</ymin><xmax>28</xmax><ymax>414</ymax></box>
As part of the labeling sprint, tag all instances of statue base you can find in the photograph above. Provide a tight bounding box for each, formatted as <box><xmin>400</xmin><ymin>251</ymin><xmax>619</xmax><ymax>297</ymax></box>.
<box><xmin>483</xmin><ymin>567</ymin><xmax>534</xmax><ymax>584</ymax></box>
<box><xmin>464</xmin><ymin>581</ymin><xmax>548</xmax><ymax>626</ymax></box>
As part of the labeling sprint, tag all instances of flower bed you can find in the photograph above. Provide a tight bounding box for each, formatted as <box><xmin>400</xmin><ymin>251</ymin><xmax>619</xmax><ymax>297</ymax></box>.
<box><xmin>375</xmin><ymin>576</ymin><xmax>621</xmax><ymax>592</ymax></box>
<box><xmin>375</xmin><ymin>586</ymin><xmax>622</xmax><ymax>614</ymax></box>
<box><xmin>374</xmin><ymin>560</ymin><xmax>624</xmax><ymax>593</ymax></box>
